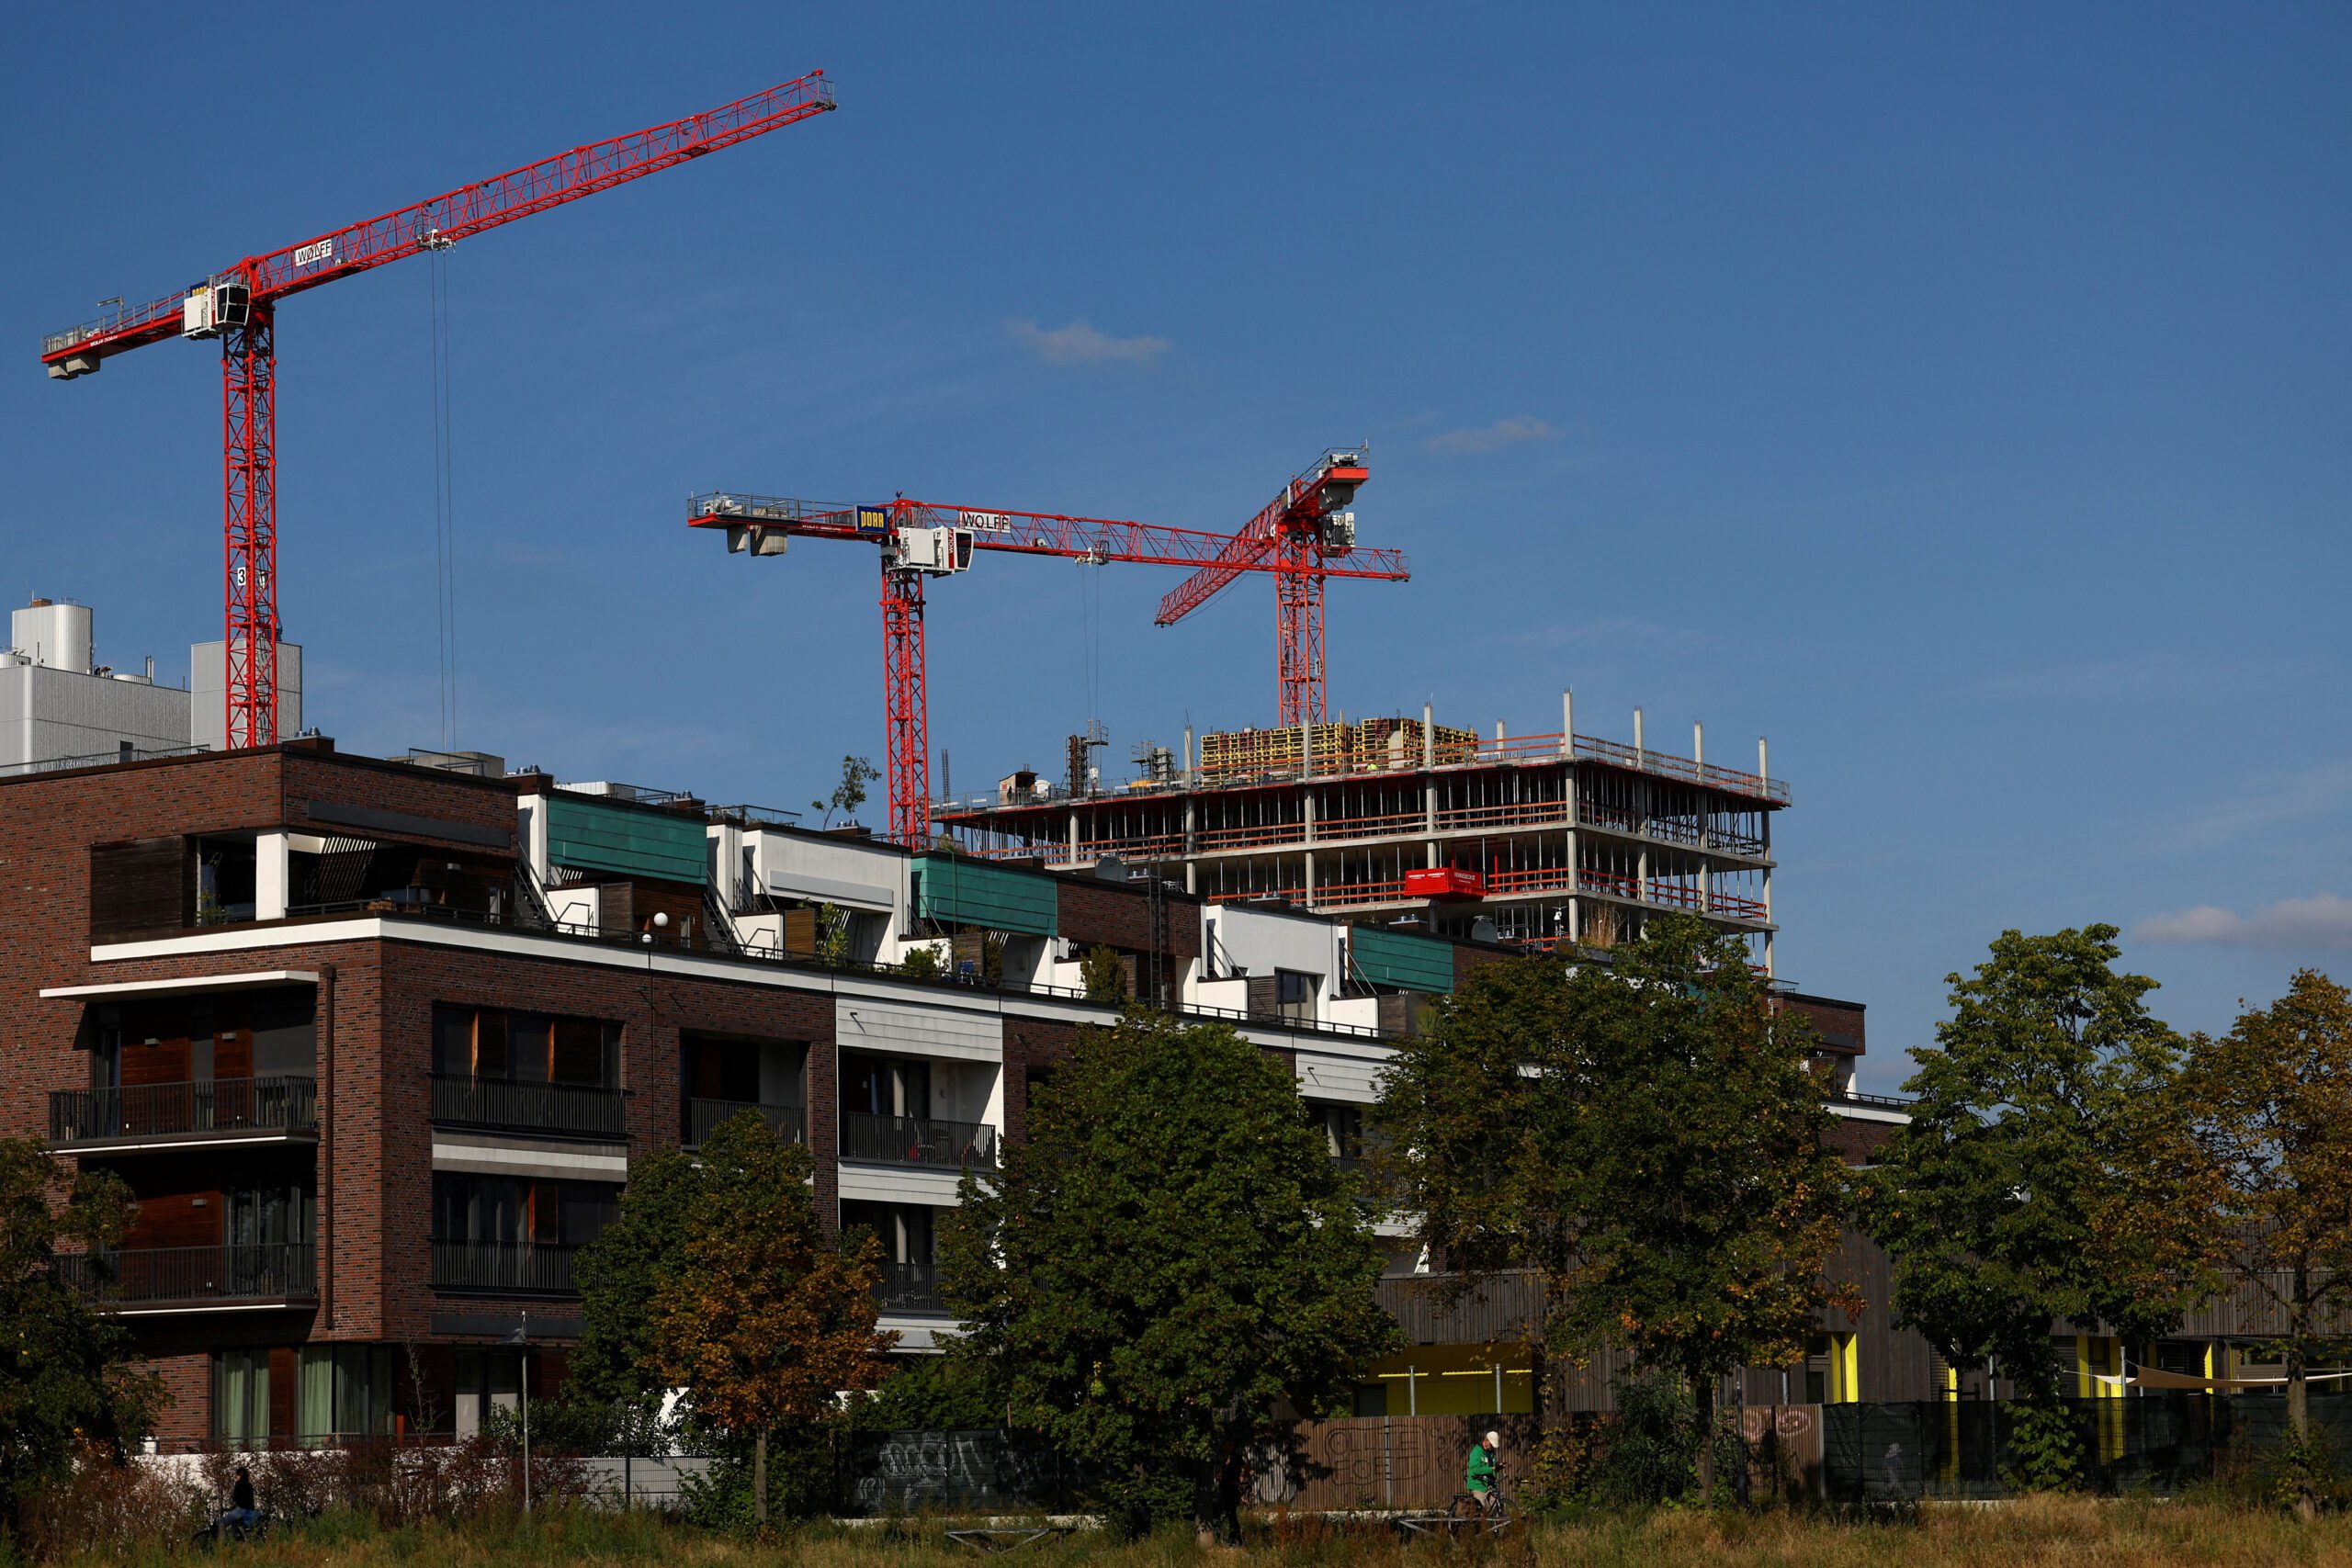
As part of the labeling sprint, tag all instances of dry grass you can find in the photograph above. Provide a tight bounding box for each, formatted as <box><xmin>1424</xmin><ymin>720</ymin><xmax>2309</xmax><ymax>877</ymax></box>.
<box><xmin>27</xmin><ymin>1497</ymin><xmax>2352</xmax><ymax>1568</ymax></box>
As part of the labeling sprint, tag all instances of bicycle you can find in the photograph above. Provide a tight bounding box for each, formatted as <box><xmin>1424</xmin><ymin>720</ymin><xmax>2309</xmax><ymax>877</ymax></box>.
<box><xmin>1447</xmin><ymin>1486</ymin><xmax>1514</xmax><ymax>1534</ymax></box>
<box><xmin>190</xmin><ymin>1507</ymin><xmax>275</xmax><ymax>1551</ymax></box>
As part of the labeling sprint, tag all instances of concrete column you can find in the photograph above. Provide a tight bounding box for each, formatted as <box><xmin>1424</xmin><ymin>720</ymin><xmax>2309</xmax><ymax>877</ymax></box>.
<box><xmin>1182</xmin><ymin>795</ymin><xmax>1197</xmax><ymax>895</ymax></box>
<box><xmin>1693</xmin><ymin>721</ymin><xmax>1704</xmax><ymax>777</ymax></box>
<box><xmin>1067</xmin><ymin>810</ymin><xmax>1080</xmax><ymax>865</ymax></box>
<box><xmin>1634</xmin><ymin>707</ymin><xmax>1645</xmax><ymax>766</ymax></box>
<box><xmin>1561</xmin><ymin>689</ymin><xmax>1574</xmax><ymax>755</ymax></box>
<box><xmin>1304</xmin><ymin>792</ymin><xmax>1317</xmax><ymax>846</ymax></box>
<box><xmin>1761</xmin><ymin>814</ymin><xmax>1775</xmax><ymax>976</ymax></box>
<box><xmin>1421</xmin><ymin>702</ymin><xmax>1438</xmax><ymax>867</ymax></box>
<box><xmin>1305</xmin><ymin>849</ymin><xmax>1317</xmax><ymax>904</ymax></box>
<box><xmin>1183</xmin><ymin>725</ymin><xmax>1195</xmax><ymax>787</ymax></box>
<box><xmin>255</xmin><ymin>829</ymin><xmax>290</xmax><ymax>921</ymax></box>
<box><xmin>1758</xmin><ymin>735</ymin><xmax>1770</xmax><ymax>786</ymax></box>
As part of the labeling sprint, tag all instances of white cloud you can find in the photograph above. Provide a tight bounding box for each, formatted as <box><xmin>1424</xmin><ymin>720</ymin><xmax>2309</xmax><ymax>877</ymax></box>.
<box><xmin>1007</xmin><ymin>318</ymin><xmax>1169</xmax><ymax>367</ymax></box>
<box><xmin>2137</xmin><ymin>893</ymin><xmax>2352</xmax><ymax>950</ymax></box>
<box><xmin>1426</xmin><ymin>415</ymin><xmax>1556</xmax><ymax>456</ymax></box>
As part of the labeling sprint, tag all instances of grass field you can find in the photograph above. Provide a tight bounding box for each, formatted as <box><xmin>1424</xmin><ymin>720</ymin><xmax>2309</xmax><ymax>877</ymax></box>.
<box><xmin>31</xmin><ymin>1499</ymin><xmax>2352</xmax><ymax>1568</ymax></box>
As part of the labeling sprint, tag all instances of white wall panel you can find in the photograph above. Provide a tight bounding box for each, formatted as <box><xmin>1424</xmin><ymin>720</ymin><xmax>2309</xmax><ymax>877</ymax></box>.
<box><xmin>835</xmin><ymin>998</ymin><xmax>1001</xmax><ymax>1063</ymax></box>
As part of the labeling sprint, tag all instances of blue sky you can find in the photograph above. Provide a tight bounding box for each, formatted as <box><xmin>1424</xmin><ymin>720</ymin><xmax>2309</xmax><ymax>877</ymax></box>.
<box><xmin>5</xmin><ymin>4</ymin><xmax>2346</xmax><ymax>1089</ymax></box>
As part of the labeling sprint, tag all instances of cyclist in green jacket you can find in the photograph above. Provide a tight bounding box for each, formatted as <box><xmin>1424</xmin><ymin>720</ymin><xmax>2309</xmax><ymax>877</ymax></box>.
<box><xmin>1466</xmin><ymin>1429</ymin><xmax>1500</xmax><ymax>1512</ymax></box>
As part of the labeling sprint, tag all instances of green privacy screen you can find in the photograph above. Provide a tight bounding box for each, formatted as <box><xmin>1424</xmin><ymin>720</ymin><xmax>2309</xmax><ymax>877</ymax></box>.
<box><xmin>1351</xmin><ymin>925</ymin><xmax>1454</xmax><ymax>994</ymax></box>
<box><xmin>546</xmin><ymin>795</ymin><xmax>707</xmax><ymax>884</ymax></box>
<box><xmin>912</xmin><ymin>855</ymin><xmax>1057</xmax><ymax>937</ymax></box>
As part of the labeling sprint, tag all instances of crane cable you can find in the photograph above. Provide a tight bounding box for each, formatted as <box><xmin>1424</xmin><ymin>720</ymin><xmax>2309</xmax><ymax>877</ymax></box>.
<box><xmin>428</xmin><ymin>244</ymin><xmax>458</xmax><ymax>750</ymax></box>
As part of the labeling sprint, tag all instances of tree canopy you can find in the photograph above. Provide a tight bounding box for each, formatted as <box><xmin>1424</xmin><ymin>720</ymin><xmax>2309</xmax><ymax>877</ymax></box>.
<box><xmin>640</xmin><ymin>1114</ymin><xmax>894</xmax><ymax>1528</ymax></box>
<box><xmin>939</xmin><ymin>1011</ymin><xmax>1395</xmax><ymax>1533</ymax></box>
<box><xmin>0</xmin><ymin>1138</ymin><xmax>164</xmax><ymax>1534</ymax></box>
<box><xmin>562</xmin><ymin>1142</ymin><xmax>703</xmax><ymax>1448</ymax></box>
<box><xmin>1870</xmin><ymin>925</ymin><xmax>2202</xmax><ymax>1489</ymax></box>
<box><xmin>1372</xmin><ymin>918</ymin><xmax>1857</xmax><ymax>1498</ymax></box>
<box><xmin>2178</xmin><ymin>969</ymin><xmax>2352</xmax><ymax>1517</ymax></box>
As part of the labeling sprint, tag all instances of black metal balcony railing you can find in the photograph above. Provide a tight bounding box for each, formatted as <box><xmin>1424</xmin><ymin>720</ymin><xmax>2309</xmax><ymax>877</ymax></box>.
<box><xmin>685</xmin><ymin>1098</ymin><xmax>807</xmax><ymax>1148</ymax></box>
<box><xmin>430</xmin><ymin>1239</ymin><xmax>579</xmax><ymax>1296</ymax></box>
<box><xmin>428</xmin><ymin>1075</ymin><xmax>625</xmax><ymax>1139</ymax></box>
<box><xmin>876</xmin><ymin>1260</ymin><xmax>945</xmax><ymax>1315</ymax></box>
<box><xmin>839</xmin><ymin>1112</ymin><xmax>997</xmax><ymax>1170</ymax></box>
<box><xmin>57</xmin><ymin>1243</ymin><xmax>316</xmax><ymax>1305</ymax></box>
<box><xmin>49</xmin><ymin>1077</ymin><xmax>319</xmax><ymax>1145</ymax></box>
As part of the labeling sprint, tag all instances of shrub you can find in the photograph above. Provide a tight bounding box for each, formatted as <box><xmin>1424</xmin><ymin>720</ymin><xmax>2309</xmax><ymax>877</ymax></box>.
<box><xmin>16</xmin><ymin>1446</ymin><xmax>203</xmax><ymax>1559</ymax></box>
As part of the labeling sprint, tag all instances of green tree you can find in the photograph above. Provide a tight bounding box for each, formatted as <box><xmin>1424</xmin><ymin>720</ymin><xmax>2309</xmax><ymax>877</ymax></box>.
<box><xmin>562</xmin><ymin>1145</ymin><xmax>701</xmax><ymax>1451</ymax></box>
<box><xmin>1870</xmin><ymin>926</ymin><xmax>2201</xmax><ymax>1491</ymax></box>
<box><xmin>1374</xmin><ymin>919</ymin><xmax>1857</xmax><ymax>1501</ymax></box>
<box><xmin>1079</xmin><ymin>943</ymin><xmax>1128</xmax><ymax>1004</ymax></box>
<box><xmin>0</xmin><ymin>1138</ymin><xmax>166</xmax><ymax>1535</ymax></box>
<box><xmin>2179</xmin><ymin>970</ymin><xmax>2352</xmax><ymax>1519</ymax></box>
<box><xmin>650</xmin><ymin>1114</ymin><xmax>894</xmax><ymax>1531</ymax></box>
<box><xmin>815</xmin><ymin>902</ymin><xmax>853</xmax><ymax>969</ymax></box>
<box><xmin>813</xmin><ymin>755</ymin><xmax>881</xmax><ymax>829</ymax></box>
<box><xmin>940</xmin><ymin>1012</ymin><xmax>1396</xmax><ymax>1535</ymax></box>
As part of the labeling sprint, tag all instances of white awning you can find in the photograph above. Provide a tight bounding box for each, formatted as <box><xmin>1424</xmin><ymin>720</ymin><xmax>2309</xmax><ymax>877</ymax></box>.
<box><xmin>40</xmin><ymin>969</ymin><xmax>321</xmax><ymax>1000</ymax></box>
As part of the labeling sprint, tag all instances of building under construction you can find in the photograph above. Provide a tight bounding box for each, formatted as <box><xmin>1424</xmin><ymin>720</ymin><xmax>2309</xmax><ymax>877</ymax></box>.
<box><xmin>936</xmin><ymin>692</ymin><xmax>1787</xmax><ymax>973</ymax></box>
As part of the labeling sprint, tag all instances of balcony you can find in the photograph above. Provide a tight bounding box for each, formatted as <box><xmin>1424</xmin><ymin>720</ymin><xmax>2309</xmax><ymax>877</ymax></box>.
<box><xmin>684</xmin><ymin>1098</ymin><xmax>806</xmax><ymax>1149</ymax></box>
<box><xmin>430</xmin><ymin>1239</ymin><xmax>578</xmax><ymax>1296</ymax></box>
<box><xmin>876</xmin><ymin>1260</ymin><xmax>946</xmax><ymax>1316</ymax></box>
<box><xmin>57</xmin><ymin>1243</ymin><xmax>316</xmax><ymax>1309</ymax></box>
<box><xmin>840</xmin><ymin>1112</ymin><xmax>997</xmax><ymax>1170</ymax></box>
<box><xmin>429</xmin><ymin>1075</ymin><xmax>625</xmax><ymax>1140</ymax></box>
<box><xmin>49</xmin><ymin>1077</ymin><xmax>318</xmax><ymax>1149</ymax></box>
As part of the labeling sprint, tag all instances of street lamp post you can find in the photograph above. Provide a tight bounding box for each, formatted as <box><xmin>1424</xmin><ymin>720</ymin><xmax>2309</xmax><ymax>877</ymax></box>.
<box><xmin>508</xmin><ymin>1311</ymin><xmax>532</xmax><ymax>1513</ymax></box>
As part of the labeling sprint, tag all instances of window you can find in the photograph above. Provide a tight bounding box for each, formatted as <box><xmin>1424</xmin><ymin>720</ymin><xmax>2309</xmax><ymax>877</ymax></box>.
<box><xmin>296</xmin><ymin>1346</ymin><xmax>390</xmax><ymax>1442</ymax></box>
<box><xmin>226</xmin><ymin>1183</ymin><xmax>314</xmax><ymax>1248</ymax></box>
<box><xmin>841</xmin><ymin>1201</ymin><xmax>935</xmax><ymax>1265</ymax></box>
<box><xmin>1276</xmin><ymin>970</ymin><xmax>1319</xmax><ymax>1024</ymax></box>
<box><xmin>432</xmin><ymin>1004</ymin><xmax>617</xmax><ymax>1089</ymax></box>
<box><xmin>842</xmin><ymin>1055</ymin><xmax>930</xmax><ymax>1118</ymax></box>
<box><xmin>432</xmin><ymin>1174</ymin><xmax>616</xmax><ymax>1249</ymax></box>
<box><xmin>1307</xmin><ymin>1101</ymin><xmax>1363</xmax><ymax>1164</ymax></box>
<box><xmin>452</xmin><ymin>1349</ymin><xmax>523</xmax><ymax>1438</ymax></box>
<box><xmin>213</xmin><ymin>1349</ymin><xmax>270</xmax><ymax>1445</ymax></box>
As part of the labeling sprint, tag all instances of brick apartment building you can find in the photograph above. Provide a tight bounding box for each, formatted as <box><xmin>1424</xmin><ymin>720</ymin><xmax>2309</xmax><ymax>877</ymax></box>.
<box><xmin>2</xmin><ymin>737</ymin><xmax>1902</xmax><ymax>1448</ymax></box>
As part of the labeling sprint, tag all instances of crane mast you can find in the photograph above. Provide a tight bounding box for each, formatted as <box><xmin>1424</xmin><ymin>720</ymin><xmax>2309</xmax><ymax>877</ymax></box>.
<box><xmin>42</xmin><ymin>73</ymin><xmax>837</xmax><ymax>749</ymax></box>
<box><xmin>1153</xmin><ymin>450</ymin><xmax>1371</xmax><ymax>726</ymax></box>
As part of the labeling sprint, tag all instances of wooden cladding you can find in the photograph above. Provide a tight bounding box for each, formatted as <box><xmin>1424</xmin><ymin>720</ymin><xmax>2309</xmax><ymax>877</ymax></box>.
<box><xmin>90</xmin><ymin>836</ymin><xmax>190</xmax><ymax>938</ymax></box>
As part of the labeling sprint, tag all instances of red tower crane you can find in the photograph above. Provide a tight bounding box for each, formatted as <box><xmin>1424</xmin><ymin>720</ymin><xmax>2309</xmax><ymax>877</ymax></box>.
<box><xmin>1153</xmin><ymin>448</ymin><xmax>1373</xmax><ymax>727</ymax></box>
<box><xmin>40</xmin><ymin>73</ymin><xmax>838</xmax><ymax>750</ymax></box>
<box><xmin>686</xmin><ymin>491</ymin><xmax>1409</xmax><ymax>847</ymax></box>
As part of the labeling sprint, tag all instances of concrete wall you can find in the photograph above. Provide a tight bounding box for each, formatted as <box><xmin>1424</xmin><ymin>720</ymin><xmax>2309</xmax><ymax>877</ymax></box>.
<box><xmin>190</xmin><ymin>640</ymin><xmax>304</xmax><ymax>752</ymax></box>
<box><xmin>0</xmin><ymin>661</ymin><xmax>190</xmax><ymax>771</ymax></box>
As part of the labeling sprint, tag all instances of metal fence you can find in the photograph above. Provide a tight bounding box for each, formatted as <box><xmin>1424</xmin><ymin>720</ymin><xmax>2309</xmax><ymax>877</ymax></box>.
<box><xmin>57</xmin><ymin>1242</ymin><xmax>316</xmax><ymax>1303</ymax></box>
<box><xmin>840</xmin><ymin>1112</ymin><xmax>996</xmax><ymax>1169</ymax></box>
<box><xmin>429</xmin><ymin>1075</ymin><xmax>625</xmax><ymax>1139</ymax></box>
<box><xmin>50</xmin><ymin>1076</ymin><xmax>317</xmax><ymax>1143</ymax></box>
<box><xmin>1821</xmin><ymin>1393</ymin><xmax>2352</xmax><ymax>1501</ymax></box>
<box><xmin>429</xmin><ymin>1239</ymin><xmax>578</xmax><ymax>1296</ymax></box>
<box><xmin>839</xmin><ymin>1429</ymin><xmax>1080</xmax><ymax>1515</ymax></box>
